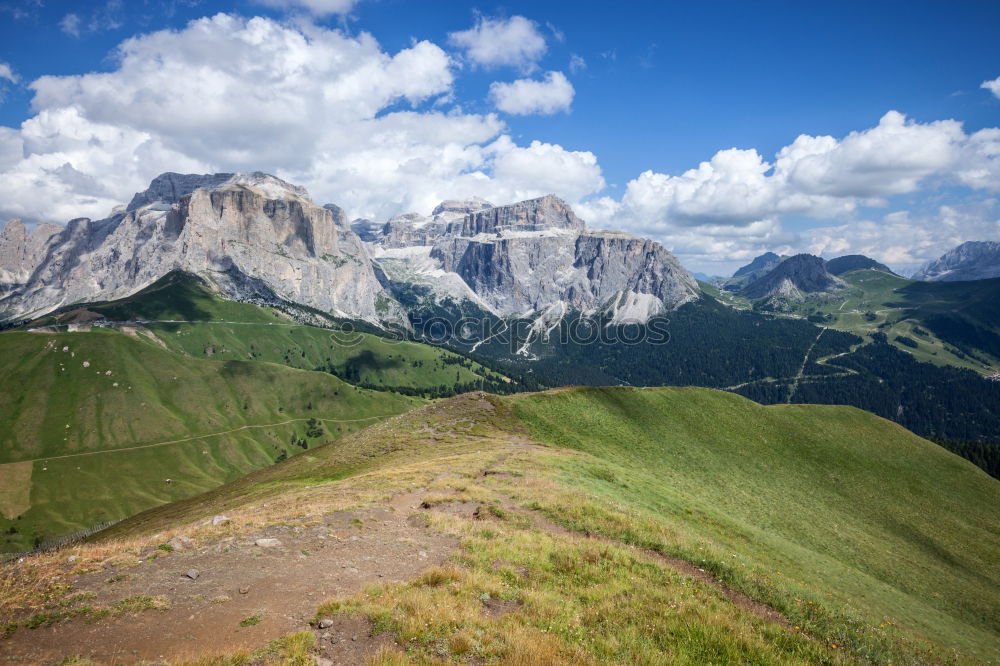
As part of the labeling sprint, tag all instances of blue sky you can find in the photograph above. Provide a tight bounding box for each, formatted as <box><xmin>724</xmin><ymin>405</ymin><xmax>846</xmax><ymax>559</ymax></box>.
<box><xmin>1</xmin><ymin>0</ymin><xmax>998</xmax><ymax>274</ymax></box>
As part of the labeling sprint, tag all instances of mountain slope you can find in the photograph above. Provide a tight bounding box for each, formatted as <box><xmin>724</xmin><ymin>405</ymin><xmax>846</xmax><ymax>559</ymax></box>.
<box><xmin>31</xmin><ymin>271</ymin><xmax>512</xmax><ymax>394</ymax></box>
<box><xmin>508</xmin><ymin>387</ymin><xmax>1000</xmax><ymax>661</ymax></box>
<box><xmin>0</xmin><ymin>327</ymin><xmax>423</xmax><ymax>551</ymax></box>
<box><xmin>2</xmin><ymin>388</ymin><xmax>996</xmax><ymax>664</ymax></box>
<box><xmin>912</xmin><ymin>240</ymin><xmax>1000</xmax><ymax>282</ymax></box>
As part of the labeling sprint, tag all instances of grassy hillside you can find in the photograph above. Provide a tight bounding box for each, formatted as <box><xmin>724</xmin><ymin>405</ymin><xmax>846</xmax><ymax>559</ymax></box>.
<box><xmin>10</xmin><ymin>388</ymin><xmax>994</xmax><ymax>664</ymax></box>
<box><xmin>0</xmin><ymin>327</ymin><xmax>423</xmax><ymax>551</ymax></box>
<box><xmin>509</xmin><ymin>387</ymin><xmax>1000</xmax><ymax>660</ymax></box>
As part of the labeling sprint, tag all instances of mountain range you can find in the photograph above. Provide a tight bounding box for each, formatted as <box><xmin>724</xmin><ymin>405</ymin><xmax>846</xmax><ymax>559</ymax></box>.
<box><xmin>1</xmin><ymin>172</ymin><xmax>999</xmax><ymax>473</ymax></box>
<box><xmin>4</xmin><ymin>171</ymin><xmax>999</xmax><ymax>333</ymax></box>
<box><xmin>740</xmin><ymin>253</ymin><xmax>847</xmax><ymax>301</ymax></box>
<box><xmin>0</xmin><ymin>172</ymin><xmax>699</xmax><ymax>329</ymax></box>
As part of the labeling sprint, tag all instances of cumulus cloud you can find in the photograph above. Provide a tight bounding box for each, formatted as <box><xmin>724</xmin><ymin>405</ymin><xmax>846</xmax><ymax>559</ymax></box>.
<box><xmin>610</xmin><ymin>112</ymin><xmax>997</xmax><ymax>231</ymax></box>
<box><xmin>254</xmin><ymin>0</ymin><xmax>360</xmax><ymax>16</ymax></box>
<box><xmin>775</xmin><ymin>111</ymin><xmax>965</xmax><ymax>198</ymax></box>
<box><xmin>489</xmin><ymin>71</ymin><xmax>574</xmax><ymax>115</ymax></box>
<box><xmin>489</xmin><ymin>137</ymin><xmax>604</xmax><ymax>201</ymax></box>
<box><xmin>0</xmin><ymin>13</ymin><xmax>605</xmax><ymax>224</ymax></box>
<box><xmin>448</xmin><ymin>15</ymin><xmax>546</xmax><ymax>71</ymax></box>
<box><xmin>982</xmin><ymin>75</ymin><xmax>1000</xmax><ymax>100</ymax></box>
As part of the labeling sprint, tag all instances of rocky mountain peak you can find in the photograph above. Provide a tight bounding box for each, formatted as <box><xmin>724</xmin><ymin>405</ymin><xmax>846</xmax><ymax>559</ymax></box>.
<box><xmin>0</xmin><ymin>172</ymin><xmax>402</xmax><ymax>325</ymax></box>
<box><xmin>741</xmin><ymin>253</ymin><xmax>846</xmax><ymax>300</ymax></box>
<box><xmin>431</xmin><ymin>197</ymin><xmax>493</xmax><ymax>217</ymax></box>
<box><xmin>733</xmin><ymin>252</ymin><xmax>782</xmax><ymax>278</ymax></box>
<box><xmin>912</xmin><ymin>241</ymin><xmax>1000</xmax><ymax>282</ymax></box>
<box><xmin>127</xmin><ymin>171</ymin><xmax>310</xmax><ymax>212</ymax></box>
<box><xmin>457</xmin><ymin>194</ymin><xmax>585</xmax><ymax>237</ymax></box>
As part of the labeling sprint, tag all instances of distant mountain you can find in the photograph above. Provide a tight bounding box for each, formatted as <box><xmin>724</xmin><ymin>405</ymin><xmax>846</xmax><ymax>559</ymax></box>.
<box><xmin>367</xmin><ymin>193</ymin><xmax>699</xmax><ymax>324</ymax></box>
<box><xmin>912</xmin><ymin>241</ymin><xmax>1000</xmax><ymax>282</ymax></box>
<box><xmin>826</xmin><ymin>254</ymin><xmax>896</xmax><ymax>276</ymax></box>
<box><xmin>0</xmin><ymin>172</ymin><xmax>402</xmax><ymax>325</ymax></box>
<box><xmin>732</xmin><ymin>252</ymin><xmax>782</xmax><ymax>279</ymax></box>
<box><xmin>741</xmin><ymin>253</ymin><xmax>846</xmax><ymax>300</ymax></box>
<box><xmin>719</xmin><ymin>252</ymin><xmax>786</xmax><ymax>291</ymax></box>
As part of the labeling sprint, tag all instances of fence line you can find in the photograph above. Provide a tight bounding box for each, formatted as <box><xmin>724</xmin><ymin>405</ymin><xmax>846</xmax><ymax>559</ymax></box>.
<box><xmin>1</xmin><ymin>518</ymin><xmax>123</xmax><ymax>563</ymax></box>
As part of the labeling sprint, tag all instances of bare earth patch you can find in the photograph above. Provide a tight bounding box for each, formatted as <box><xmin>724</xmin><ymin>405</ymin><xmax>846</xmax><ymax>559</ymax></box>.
<box><xmin>0</xmin><ymin>491</ymin><xmax>454</xmax><ymax>664</ymax></box>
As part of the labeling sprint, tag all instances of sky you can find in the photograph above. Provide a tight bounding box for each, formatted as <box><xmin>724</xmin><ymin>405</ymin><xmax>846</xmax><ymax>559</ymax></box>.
<box><xmin>0</xmin><ymin>0</ymin><xmax>998</xmax><ymax>275</ymax></box>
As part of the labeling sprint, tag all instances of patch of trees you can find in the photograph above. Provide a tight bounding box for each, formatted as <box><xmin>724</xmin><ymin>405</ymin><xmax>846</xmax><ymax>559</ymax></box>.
<box><xmin>476</xmin><ymin>299</ymin><xmax>859</xmax><ymax>389</ymax></box>
<box><xmin>305</xmin><ymin>418</ymin><xmax>325</xmax><ymax>438</ymax></box>
<box><xmin>932</xmin><ymin>438</ymin><xmax>1000</xmax><ymax>480</ymax></box>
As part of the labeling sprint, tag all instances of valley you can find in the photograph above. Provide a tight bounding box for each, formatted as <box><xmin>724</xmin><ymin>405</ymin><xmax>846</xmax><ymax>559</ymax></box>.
<box><xmin>707</xmin><ymin>269</ymin><xmax>1000</xmax><ymax>374</ymax></box>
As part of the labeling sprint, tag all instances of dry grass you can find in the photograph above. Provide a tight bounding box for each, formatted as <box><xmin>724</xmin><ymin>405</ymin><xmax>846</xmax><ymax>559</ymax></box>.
<box><xmin>364</xmin><ymin>646</ymin><xmax>411</xmax><ymax>666</ymax></box>
<box><xmin>175</xmin><ymin>630</ymin><xmax>314</xmax><ymax>666</ymax></box>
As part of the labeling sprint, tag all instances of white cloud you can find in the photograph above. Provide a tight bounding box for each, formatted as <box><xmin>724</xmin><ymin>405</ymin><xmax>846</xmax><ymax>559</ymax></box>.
<box><xmin>448</xmin><ymin>15</ymin><xmax>546</xmax><ymax>71</ymax></box>
<box><xmin>982</xmin><ymin>75</ymin><xmax>1000</xmax><ymax>100</ymax></box>
<box><xmin>59</xmin><ymin>13</ymin><xmax>81</xmax><ymax>37</ymax></box>
<box><xmin>775</xmin><ymin>111</ymin><xmax>964</xmax><ymax>198</ymax></box>
<box><xmin>489</xmin><ymin>71</ymin><xmax>574</xmax><ymax>116</ymax></box>
<box><xmin>0</xmin><ymin>13</ymin><xmax>605</xmax><ymax>225</ymax></box>
<box><xmin>804</xmin><ymin>200</ymin><xmax>1000</xmax><ymax>275</ymax></box>
<box><xmin>489</xmin><ymin>137</ymin><xmax>604</xmax><ymax>202</ymax></box>
<box><xmin>613</xmin><ymin>111</ymin><xmax>996</xmax><ymax>234</ymax></box>
<box><xmin>957</xmin><ymin>128</ymin><xmax>1000</xmax><ymax>190</ymax></box>
<box><xmin>0</xmin><ymin>63</ymin><xmax>18</xmax><ymax>83</ymax></box>
<box><xmin>255</xmin><ymin>0</ymin><xmax>359</xmax><ymax>16</ymax></box>
<box><xmin>568</xmin><ymin>54</ymin><xmax>586</xmax><ymax>74</ymax></box>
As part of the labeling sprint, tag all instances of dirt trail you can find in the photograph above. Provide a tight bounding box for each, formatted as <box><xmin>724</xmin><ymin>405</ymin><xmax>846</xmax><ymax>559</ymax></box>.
<box><xmin>0</xmin><ymin>491</ymin><xmax>454</xmax><ymax>665</ymax></box>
